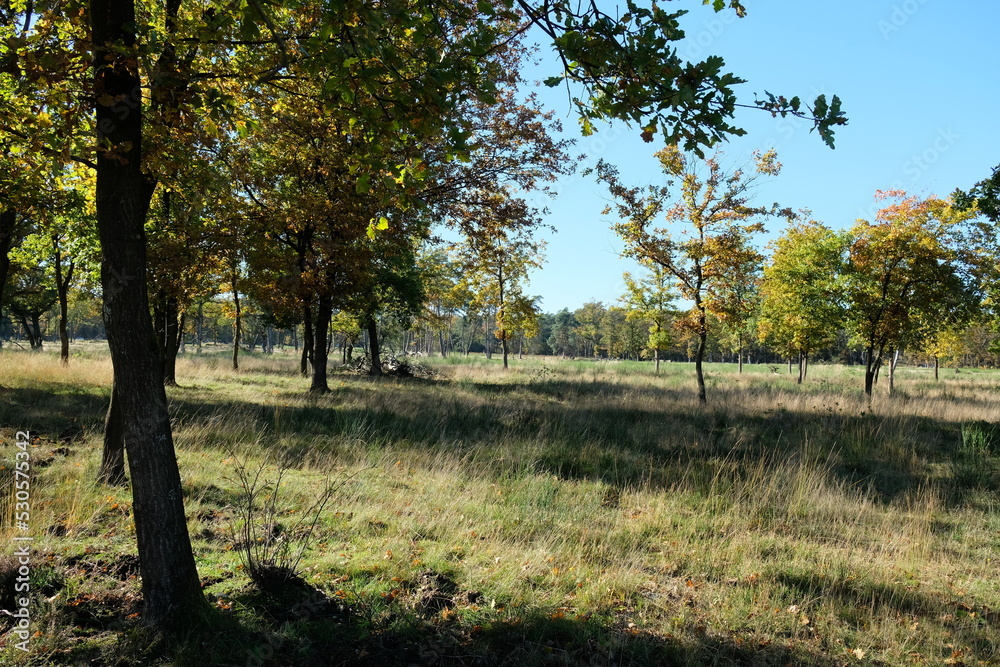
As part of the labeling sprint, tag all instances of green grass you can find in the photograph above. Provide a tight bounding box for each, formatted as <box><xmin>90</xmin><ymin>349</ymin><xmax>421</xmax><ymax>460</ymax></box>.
<box><xmin>1</xmin><ymin>342</ymin><xmax>998</xmax><ymax>665</ymax></box>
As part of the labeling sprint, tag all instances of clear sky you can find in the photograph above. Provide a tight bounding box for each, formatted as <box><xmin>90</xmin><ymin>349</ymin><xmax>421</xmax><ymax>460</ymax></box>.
<box><xmin>518</xmin><ymin>1</ymin><xmax>1000</xmax><ymax>313</ymax></box>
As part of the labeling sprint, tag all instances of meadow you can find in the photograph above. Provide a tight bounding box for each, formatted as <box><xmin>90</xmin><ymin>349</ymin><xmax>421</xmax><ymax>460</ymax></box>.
<box><xmin>0</xmin><ymin>343</ymin><xmax>997</xmax><ymax>666</ymax></box>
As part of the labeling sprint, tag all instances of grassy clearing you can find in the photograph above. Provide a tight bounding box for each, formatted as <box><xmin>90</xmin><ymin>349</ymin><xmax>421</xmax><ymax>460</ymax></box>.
<box><xmin>0</xmin><ymin>342</ymin><xmax>998</xmax><ymax>665</ymax></box>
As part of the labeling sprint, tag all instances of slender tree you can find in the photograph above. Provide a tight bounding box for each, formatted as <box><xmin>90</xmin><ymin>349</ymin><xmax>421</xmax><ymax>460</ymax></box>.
<box><xmin>621</xmin><ymin>262</ymin><xmax>675</xmax><ymax>372</ymax></box>
<box><xmin>597</xmin><ymin>146</ymin><xmax>787</xmax><ymax>403</ymax></box>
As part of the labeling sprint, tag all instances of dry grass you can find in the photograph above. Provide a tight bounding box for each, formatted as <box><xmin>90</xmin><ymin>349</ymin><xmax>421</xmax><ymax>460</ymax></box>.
<box><xmin>0</xmin><ymin>342</ymin><xmax>997</xmax><ymax>665</ymax></box>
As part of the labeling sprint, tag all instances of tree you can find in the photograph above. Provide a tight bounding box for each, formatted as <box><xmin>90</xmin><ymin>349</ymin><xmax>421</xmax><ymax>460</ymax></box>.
<box><xmin>758</xmin><ymin>219</ymin><xmax>847</xmax><ymax>383</ymax></box>
<box><xmin>5</xmin><ymin>0</ymin><xmax>847</xmax><ymax>633</ymax></box>
<box><xmin>955</xmin><ymin>163</ymin><xmax>1000</xmax><ymax>222</ymax></box>
<box><xmin>621</xmin><ymin>263</ymin><xmax>675</xmax><ymax>372</ymax></box>
<box><xmin>548</xmin><ymin>308</ymin><xmax>578</xmax><ymax>357</ymax></box>
<box><xmin>574</xmin><ymin>301</ymin><xmax>607</xmax><ymax>357</ymax></box>
<box><xmin>597</xmin><ymin>145</ymin><xmax>787</xmax><ymax>403</ymax></box>
<box><xmin>711</xmin><ymin>234</ymin><xmax>763</xmax><ymax>373</ymax></box>
<box><xmin>457</xmin><ymin>216</ymin><xmax>545</xmax><ymax>369</ymax></box>
<box><xmin>845</xmin><ymin>191</ymin><xmax>982</xmax><ymax>398</ymax></box>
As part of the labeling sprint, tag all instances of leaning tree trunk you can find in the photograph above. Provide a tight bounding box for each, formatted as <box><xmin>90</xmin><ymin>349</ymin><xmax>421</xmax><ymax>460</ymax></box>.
<box><xmin>91</xmin><ymin>0</ymin><xmax>205</xmax><ymax>630</ymax></box>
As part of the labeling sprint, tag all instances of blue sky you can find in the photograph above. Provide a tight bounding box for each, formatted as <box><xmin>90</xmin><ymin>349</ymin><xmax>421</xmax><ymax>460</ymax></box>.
<box><xmin>519</xmin><ymin>1</ymin><xmax>1000</xmax><ymax>312</ymax></box>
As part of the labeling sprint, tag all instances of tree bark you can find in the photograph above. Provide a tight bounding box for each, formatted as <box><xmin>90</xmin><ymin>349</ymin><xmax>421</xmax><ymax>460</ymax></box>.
<box><xmin>300</xmin><ymin>303</ymin><xmax>313</xmax><ymax>376</ymax></box>
<box><xmin>934</xmin><ymin>356</ymin><xmax>939</xmax><ymax>381</ymax></box>
<box><xmin>154</xmin><ymin>294</ymin><xmax>181</xmax><ymax>385</ymax></box>
<box><xmin>888</xmin><ymin>348</ymin><xmax>900</xmax><ymax>395</ymax></box>
<box><xmin>231</xmin><ymin>273</ymin><xmax>241</xmax><ymax>371</ymax></box>
<box><xmin>98</xmin><ymin>382</ymin><xmax>127</xmax><ymax>486</ymax></box>
<box><xmin>864</xmin><ymin>345</ymin><xmax>883</xmax><ymax>399</ymax></box>
<box><xmin>310</xmin><ymin>294</ymin><xmax>332</xmax><ymax>392</ymax></box>
<box><xmin>737</xmin><ymin>332</ymin><xmax>744</xmax><ymax>374</ymax></box>
<box><xmin>367</xmin><ymin>316</ymin><xmax>382</xmax><ymax>377</ymax></box>
<box><xmin>695</xmin><ymin>305</ymin><xmax>707</xmax><ymax>404</ymax></box>
<box><xmin>797</xmin><ymin>351</ymin><xmax>805</xmax><ymax>384</ymax></box>
<box><xmin>196</xmin><ymin>299</ymin><xmax>204</xmax><ymax>353</ymax></box>
<box><xmin>0</xmin><ymin>209</ymin><xmax>15</xmax><ymax>321</ymax></box>
<box><xmin>91</xmin><ymin>0</ymin><xmax>205</xmax><ymax>630</ymax></box>
<box><xmin>53</xmin><ymin>241</ymin><xmax>74</xmax><ymax>365</ymax></box>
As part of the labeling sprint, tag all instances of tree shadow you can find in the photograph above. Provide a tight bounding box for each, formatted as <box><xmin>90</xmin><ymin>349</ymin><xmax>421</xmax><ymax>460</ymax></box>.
<box><xmin>6</xmin><ymin>373</ymin><xmax>993</xmax><ymax>510</ymax></box>
<box><xmin>776</xmin><ymin>571</ymin><xmax>998</xmax><ymax>663</ymax></box>
<box><xmin>159</xmin><ymin>589</ymin><xmax>850</xmax><ymax>667</ymax></box>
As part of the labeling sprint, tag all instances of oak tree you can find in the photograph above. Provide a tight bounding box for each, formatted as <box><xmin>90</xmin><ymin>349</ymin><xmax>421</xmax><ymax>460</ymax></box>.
<box><xmin>596</xmin><ymin>145</ymin><xmax>786</xmax><ymax>403</ymax></box>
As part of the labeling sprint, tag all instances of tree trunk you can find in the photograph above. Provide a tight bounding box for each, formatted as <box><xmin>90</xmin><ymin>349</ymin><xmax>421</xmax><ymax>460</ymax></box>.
<box><xmin>695</xmin><ymin>306</ymin><xmax>707</xmax><ymax>404</ymax></box>
<box><xmin>196</xmin><ymin>300</ymin><xmax>203</xmax><ymax>353</ymax></box>
<box><xmin>0</xmin><ymin>209</ymin><xmax>15</xmax><ymax>320</ymax></box>
<box><xmin>797</xmin><ymin>351</ymin><xmax>805</xmax><ymax>384</ymax></box>
<box><xmin>231</xmin><ymin>276</ymin><xmax>241</xmax><ymax>371</ymax></box>
<box><xmin>158</xmin><ymin>295</ymin><xmax>181</xmax><ymax>386</ymax></box>
<box><xmin>91</xmin><ymin>0</ymin><xmax>205</xmax><ymax>630</ymax></box>
<box><xmin>53</xmin><ymin>245</ymin><xmax>74</xmax><ymax>365</ymax></box>
<box><xmin>463</xmin><ymin>315</ymin><xmax>474</xmax><ymax>356</ymax></box>
<box><xmin>484</xmin><ymin>312</ymin><xmax>493</xmax><ymax>359</ymax></box>
<box><xmin>934</xmin><ymin>356</ymin><xmax>939</xmax><ymax>381</ymax></box>
<box><xmin>310</xmin><ymin>294</ymin><xmax>331</xmax><ymax>392</ymax></box>
<box><xmin>501</xmin><ymin>335</ymin><xmax>509</xmax><ymax>369</ymax></box>
<box><xmin>301</xmin><ymin>303</ymin><xmax>313</xmax><ymax>376</ymax></box>
<box><xmin>737</xmin><ymin>333</ymin><xmax>744</xmax><ymax>374</ymax></box>
<box><xmin>21</xmin><ymin>314</ymin><xmax>43</xmax><ymax>349</ymax></box>
<box><xmin>98</xmin><ymin>382</ymin><xmax>127</xmax><ymax>486</ymax></box>
<box><xmin>864</xmin><ymin>345</ymin><xmax>883</xmax><ymax>399</ymax></box>
<box><xmin>888</xmin><ymin>348</ymin><xmax>900</xmax><ymax>395</ymax></box>
<box><xmin>367</xmin><ymin>316</ymin><xmax>382</xmax><ymax>377</ymax></box>
<box><xmin>654</xmin><ymin>348</ymin><xmax>660</xmax><ymax>374</ymax></box>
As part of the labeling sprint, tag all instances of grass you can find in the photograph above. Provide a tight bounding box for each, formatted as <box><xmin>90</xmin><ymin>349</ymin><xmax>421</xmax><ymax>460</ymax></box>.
<box><xmin>0</xmin><ymin>341</ymin><xmax>998</xmax><ymax>665</ymax></box>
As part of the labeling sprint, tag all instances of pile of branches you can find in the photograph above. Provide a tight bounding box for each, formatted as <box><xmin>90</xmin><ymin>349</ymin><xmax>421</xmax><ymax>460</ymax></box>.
<box><xmin>346</xmin><ymin>354</ymin><xmax>437</xmax><ymax>379</ymax></box>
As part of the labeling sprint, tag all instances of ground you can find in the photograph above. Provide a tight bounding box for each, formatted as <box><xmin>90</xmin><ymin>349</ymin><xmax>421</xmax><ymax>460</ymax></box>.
<box><xmin>0</xmin><ymin>343</ymin><xmax>997</xmax><ymax>665</ymax></box>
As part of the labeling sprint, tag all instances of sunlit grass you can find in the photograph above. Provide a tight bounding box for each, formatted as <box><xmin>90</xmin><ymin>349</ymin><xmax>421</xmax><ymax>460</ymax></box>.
<box><xmin>0</xmin><ymin>343</ymin><xmax>997</xmax><ymax>665</ymax></box>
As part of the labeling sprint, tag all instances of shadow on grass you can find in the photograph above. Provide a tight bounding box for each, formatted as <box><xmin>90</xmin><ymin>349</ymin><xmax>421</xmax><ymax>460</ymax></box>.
<box><xmin>776</xmin><ymin>571</ymin><xmax>998</xmax><ymax>664</ymax></box>
<box><xmin>163</xmin><ymin>595</ymin><xmax>848</xmax><ymax>667</ymax></box>
<box><xmin>4</xmin><ymin>375</ymin><xmax>997</xmax><ymax>509</ymax></box>
<box><xmin>160</xmin><ymin>377</ymin><xmax>997</xmax><ymax>508</ymax></box>
<box><xmin>0</xmin><ymin>384</ymin><xmax>108</xmax><ymax>439</ymax></box>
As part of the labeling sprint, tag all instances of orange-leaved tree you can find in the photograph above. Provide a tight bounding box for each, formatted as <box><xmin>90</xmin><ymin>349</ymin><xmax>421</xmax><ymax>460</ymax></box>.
<box><xmin>596</xmin><ymin>146</ymin><xmax>788</xmax><ymax>403</ymax></box>
<box><xmin>845</xmin><ymin>191</ymin><xmax>984</xmax><ymax>398</ymax></box>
